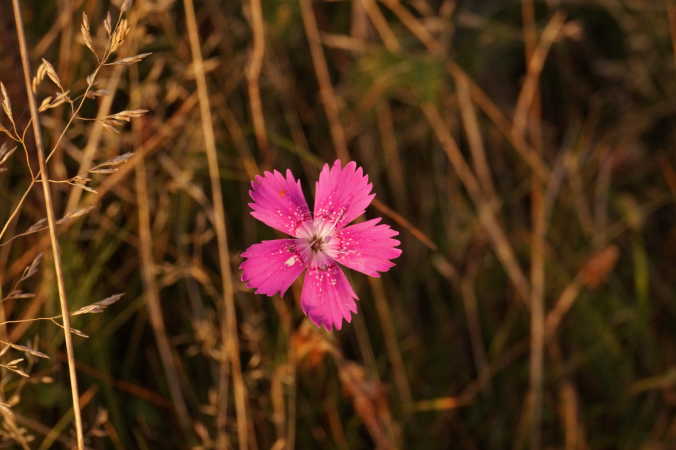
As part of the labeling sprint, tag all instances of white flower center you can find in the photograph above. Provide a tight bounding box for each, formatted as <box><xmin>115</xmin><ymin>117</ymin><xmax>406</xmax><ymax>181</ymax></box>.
<box><xmin>294</xmin><ymin>219</ymin><xmax>338</xmax><ymax>267</ymax></box>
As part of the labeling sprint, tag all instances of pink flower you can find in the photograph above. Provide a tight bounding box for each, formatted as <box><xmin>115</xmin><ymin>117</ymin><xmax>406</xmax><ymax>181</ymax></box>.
<box><xmin>240</xmin><ymin>160</ymin><xmax>402</xmax><ymax>331</ymax></box>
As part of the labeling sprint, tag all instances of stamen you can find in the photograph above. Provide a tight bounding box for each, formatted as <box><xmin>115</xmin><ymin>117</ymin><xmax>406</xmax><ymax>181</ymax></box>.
<box><xmin>310</xmin><ymin>236</ymin><xmax>323</xmax><ymax>252</ymax></box>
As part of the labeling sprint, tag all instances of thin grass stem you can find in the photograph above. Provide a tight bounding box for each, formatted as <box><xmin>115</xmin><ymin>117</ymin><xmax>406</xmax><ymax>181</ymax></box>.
<box><xmin>11</xmin><ymin>1</ymin><xmax>84</xmax><ymax>448</ymax></box>
<box><xmin>182</xmin><ymin>1</ymin><xmax>250</xmax><ymax>448</ymax></box>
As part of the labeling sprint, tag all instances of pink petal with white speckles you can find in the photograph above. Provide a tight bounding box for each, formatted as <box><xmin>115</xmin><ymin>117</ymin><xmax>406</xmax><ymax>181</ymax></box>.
<box><xmin>249</xmin><ymin>169</ymin><xmax>312</xmax><ymax>236</ymax></box>
<box><xmin>240</xmin><ymin>239</ymin><xmax>306</xmax><ymax>296</ymax></box>
<box><xmin>328</xmin><ymin>218</ymin><xmax>401</xmax><ymax>277</ymax></box>
<box><xmin>300</xmin><ymin>263</ymin><xmax>358</xmax><ymax>331</ymax></box>
<box><xmin>313</xmin><ymin>160</ymin><xmax>375</xmax><ymax>230</ymax></box>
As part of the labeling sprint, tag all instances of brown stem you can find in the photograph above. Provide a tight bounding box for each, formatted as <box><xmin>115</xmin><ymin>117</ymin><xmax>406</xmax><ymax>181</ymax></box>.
<box><xmin>246</xmin><ymin>0</ymin><xmax>270</xmax><ymax>162</ymax></box>
<box><xmin>11</xmin><ymin>1</ymin><xmax>84</xmax><ymax>448</ymax></box>
<box><xmin>299</xmin><ymin>0</ymin><xmax>350</xmax><ymax>161</ymax></box>
<box><xmin>182</xmin><ymin>1</ymin><xmax>250</xmax><ymax>449</ymax></box>
<box><xmin>129</xmin><ymin>14</ymin><xmax>191</xmax><ymax>431</ymax></box>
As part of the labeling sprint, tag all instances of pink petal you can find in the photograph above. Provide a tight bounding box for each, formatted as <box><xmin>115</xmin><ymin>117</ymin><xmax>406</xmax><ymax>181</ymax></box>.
<box><xmin>301</xmin><ymin>263</ymin><xmax>358</xmax><ymax>331</ymax></box>
<box><xmin>328</xmin><ymin>218</ymin><xmax>402</xmax><ymax>277</ymax></box>
<box><xmin>249</xmin><ymin>169</ymin><xmax>312</xmax><ymax>236</ymax></box>
<box><xmin>313</xmin><ymin>160</ymin><xmax>375</xmax><ymax>230</ymax></box>
<box><xmin>240</xmin><ymin>239</ymin><xmax>306</xmax><ymax>296</ymax></box>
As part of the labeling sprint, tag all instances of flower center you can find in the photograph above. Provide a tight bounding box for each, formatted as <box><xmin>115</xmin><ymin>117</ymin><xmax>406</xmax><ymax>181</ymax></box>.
<box><xmin>309</xmin><ymin>235</ymin><xmax>325</xmax><ymax>252</ymax></box>
<box><xmin>295</xmin><ymin>219</ymin><xmax>337</xmax><ymax>266</ymax></box>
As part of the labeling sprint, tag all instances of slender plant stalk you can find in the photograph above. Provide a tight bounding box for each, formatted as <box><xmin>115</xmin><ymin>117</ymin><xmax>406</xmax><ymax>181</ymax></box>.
<box><xmin>456</xmin><ymin>74</ymin><xmax>496</xmax><ymax>196</ymax></box>
<box><xmin>11</xmin><ymin>1</ymin><xmax>84</xmax><ymax>449</ymax></box>
<box><xmin>0</xmin><ymin>183</ymin><xmax>34</xmax><ymax>243</ymax></box>
<box><xmin>368</xmin><ymin>277</ymin><xmax>412</xmax><ymax>412</ymax></box>
<box><xmin>513</xmin><ymin>13</ymin><xmax>566</xmax><ymax>140</ymax></box>
<box><xmin>299</xmin><ymin>0</ymin><xmax>350</xmax><ymax>162</ymax></box>
<box><xmin>135</xmin><ymin>159</ymin><xmax>192</xmax><ymax>432</ymax></box>
<box><xmin>519</xmin><ymin>6</ymin><xmax>560</xmax><ymax>449</ymax></box>
<box><xmin>522</xmin><ymin>2</ymin><xmax>543</xmax><ymax>448</ymax></box>
<box><xmin>130</xmin><ymin>12</ymin><xmax>191</xmax><ymax>429</ymax></box>
<box><xmin>459</xmin><ymin>274</ymin><xmax>491</xmax><ymax>394</ymax></box>
<box><xmin>182</xmin><ymin>1</ymin><xmax>250</xmax><ymax>448</ymax></box>
<box><xmin>246</xmin><ymin>0</ymin><xmax>270</xmax><ymax>160</ymax></box>
<box><xmin>375</xmin><ymin>103</ymin><xmax>407</xmax><ymax>209</ymax></box>
<box><xmin>529</xmin><ymin>187</ymin><xmax>546</xmax><ymax>450</ymax></box>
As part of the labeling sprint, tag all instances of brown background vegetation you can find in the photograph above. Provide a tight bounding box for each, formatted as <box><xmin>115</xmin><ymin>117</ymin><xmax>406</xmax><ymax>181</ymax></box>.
<box><xmin>0</xmin><ymin>0</ymin><xmax>675</xmax><ymax>448</ymax></box>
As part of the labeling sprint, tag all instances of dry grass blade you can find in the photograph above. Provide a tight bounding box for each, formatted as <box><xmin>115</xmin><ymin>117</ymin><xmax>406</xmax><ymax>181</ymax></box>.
<box><xmin>32</xmin><ymin>61</ymin><xmax>46</xmax><ymax>93</ymax></box>
<box><xmin>2</xmin><ymin>291</ymin><xmax>35</xmax><ymax>301</ymax></box>
<box><xmin>0</xmin><ymin>122</ymin><xmax>12</xmax><ymax>139</ymax></box>
<box><xmin>456</xmin><ymin>74</ymin><xmax>495</xmax><ymax>195</ymax></box>
<box><xmin>19</xmin><ymin>253</ymin><xmax>42</xmax><ymax>283</ymax></box>
<box><xmin>89</xmin><ymin>152</ymin><xmax>134</xmax><ymax>174</ymax></box>
<box><xmin>38</xmin><ymin>96</ymin><xmax>53</xmax><ymax>112</ymax></box>
<box><xmin>3</xmin><ymin>208</ymin><xmax>94</xmax><ymax>248</ymax></box>
<box><xmin>101</xmin><ymin>110</ymin><xmax>148</xmax><ymax>133</ymax></box>
<box><xmin>0</xmin><ymin>82</ymin><xmax>15</xmax><ymax>127</ymax></box>
<box><xmin>48</xmin><ymin>320</ymin><xmax>89</xmax><ymax>339</ymax></box>
<box><xmin>1</xmin><ymin>345</ymin><xmax>13</xmax><ymax>359</ymax></box>
<box><xmin>26</xmin><ymin>218</ymin><xmax>47</xmax><ymax>234</ymax></box>
<box><xmin>108</xmin><ymin>109</ymin><xmax>148</xmax><ymax>122</ymax></box>
<box><xmin>0</xmin><ymin>143</ymin><xmax>17</xmax><ymax>167</ymax></box>
<box><xmin>85</xmin><ymin>88</ymin><xmax>111</xmax><ymax>99</ymax></box>
<box><xmin>80</xmin><ymin>12</ymin><xmax>96</xmax><ymax>57</ymax></box>
<box><xmin>56</xmin><ymin>206</ymin><xmax>93</xmax><ymax>224</ymax></box>
<box><xmin>72</xmin><ymin>293</ymin><xmax>124</xmax><ymax>316</ymax></box>
<box><xmin>104</xmin><ymin>11</ymin><xmax>112</xmax><ymax>37</ymax></box>
<box><xmin>39</xmin><ymin>58</ymin><xmax>64</xmax><ymax>92</ymax></box>
<box><xmin>66</xmin><ymin>176</ymin><xmax>97</xmax><ymax>194</ymax></box>
<box><xmin>110</xmin><ymin>18</ymin><xmax>130</xmax><ymax>53</ymax></box>
<box><xmin>38</xmin><ymin>90</ymin><xmax>69</xmax><ymax>112</ymax></box>
<box><xmin>513</xmin><ymin>12</ymin><xmax>567</xmax><ymax>138</ymax></box>
<box><xmin>1</xmin><ymin>362</ymin><xmax>29</xmax><ymax>378</ymax></box>
<box><xmin>3</xmin><ymin>342</ymin><xmax>49</xmax><ymax>359</ymax></box>
<box><xmin>108</xmin><ymin>52</ymin><xmax>152</xmax><ymax>66</ymax></box>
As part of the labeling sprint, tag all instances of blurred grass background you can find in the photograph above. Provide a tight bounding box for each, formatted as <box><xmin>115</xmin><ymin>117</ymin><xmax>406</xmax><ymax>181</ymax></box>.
<box><xmin>1</xmin><ymin>0</ymin><xmax>676</xmax><ymax>448</ymax></box>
